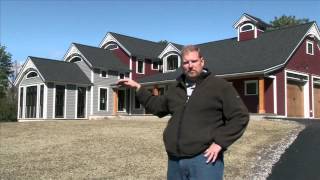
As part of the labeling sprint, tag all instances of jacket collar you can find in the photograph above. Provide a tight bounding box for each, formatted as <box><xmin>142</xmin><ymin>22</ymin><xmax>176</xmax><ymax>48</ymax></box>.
<box><xmin>177</xmin><ymin>68</ymin><xmax>211</xmax><ymax>88</ymax></box>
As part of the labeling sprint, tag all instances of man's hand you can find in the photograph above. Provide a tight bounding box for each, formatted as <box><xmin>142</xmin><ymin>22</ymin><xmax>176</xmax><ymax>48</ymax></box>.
<box><xmin>203</xmin><ymin>143</ymin><xmax>222</xmax><ymax>164</ymax></box>
<box><xmin>117</xmin><ymin>79</ymin><xmax>141</xmax><ymax>90</ymax></box>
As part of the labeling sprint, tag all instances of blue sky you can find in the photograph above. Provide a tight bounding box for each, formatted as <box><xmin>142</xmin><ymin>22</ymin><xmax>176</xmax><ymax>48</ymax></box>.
<box><xmin>1</xmin><ymin>0</ymin><xmax>319</xmax><ymax>63</ymax></box>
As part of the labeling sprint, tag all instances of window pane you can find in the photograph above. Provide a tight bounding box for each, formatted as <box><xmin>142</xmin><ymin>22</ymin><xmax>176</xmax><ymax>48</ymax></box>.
<box><xmin>27</xmin><ymin>72</ymin><xmax>37</xmax><ymax>78</ymax></box>
<box><xmin>246</xmin><ymin>82</ymin><xmax>257</xmax><ymax>95</ymax></box>
<box><xmin>119</xmin><ymin>73</ymin><xmax>125</xmax><ymax>79</ymax></box>
<box><xmin>100</xmin><ymin>89</ymin><xmax>107</xmax><ymax>110</ymax></box>
<box><xmin>19</xmin><ymin>87</ymin><xmax>23</xmax><ymax>118</ymax></box>
<box><xmin>40</xmin><ymin>85</ymin><xmax>44</xmax><ymax>118</ymax></box>
<box><xmin>101</xmin><ymin>71</ymin><xmax>107</xmax><ymax>77</ymax></box>
<box><xmin>153</xmin><ymin>62</ymin><xmax>159</xmax><ymax>69</ymax></box>
<box><xmin>138</xmin><ymin>61</ymin><xmax>143</xmax><ymax>73</ymax></box>
<box><xmin>241</xmin><ymin>25</ymin><xmax>253</xmax><ymax>31</ymax></box>
<box><xmin>168</xmin><ymin>55</ymin><xmax>178</xmax><ymax>70</ymax></box>
<box><xmin>307</xmin><ymin>43</ymin><xmax>313</xmax><ymax>54</ymax></box>
<box><xmin>55</xmin><ymin>85</ymin><xmax>65</xmax><ymax>118</ymax></box>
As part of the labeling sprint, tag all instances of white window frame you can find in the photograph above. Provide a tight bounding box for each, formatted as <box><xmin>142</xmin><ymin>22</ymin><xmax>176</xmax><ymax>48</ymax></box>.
<box><xmin>105</xmin><ymin>43</ymin><xmax>119</xmax><ymax>50</ymax></box>
<box><xmin>98</xmin><ymin>87</ymin><xmax>109</xmax><ymax>112</ymax></box>
<box><xmin>136</xmin><ymin>59</ymin><xmax>145</xmax><ymax>74</ymax></box>
<box><xmin>240</xmin><ymin>23</ymin><xmax>254</xmax><ymax>32</ymax></box>
<box><xmin>151</xmin><ymin>61</ymin><xmax>160</xmax><ymax>70</ymax></box>
<box><xmin>306</xmin><ymin>40</ymin><xmax>314</xmax><ymax>55</ymax></box>
<box><xmin>26</xmin><ymin>71</ymin><xmax>38</xmax><ymax>79</ymax></box>
<box><xmin>244</xmin><ymin>80</ymin><xmax>258</xmax><ymax>96</ymax></box>
<box><xmin>100</xmin><ymin>70</ymin><xmax>108</xmax><ymax>78</ymax></box>
<box><xmin>164</xmin><ymin>54</ymin><xmax>180</xmax><ymax>72</ymax></box>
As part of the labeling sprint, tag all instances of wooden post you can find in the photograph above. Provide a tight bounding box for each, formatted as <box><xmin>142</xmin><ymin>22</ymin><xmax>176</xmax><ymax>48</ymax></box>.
<box><xmin>113</xmin><ymin>90</ymin><xmax>118</xmax><ymax>115</ymax></box>
<box><xmin>258</xmin><ymin>78</ymin><xmax>266</xmax><ymax>113</ymax></box>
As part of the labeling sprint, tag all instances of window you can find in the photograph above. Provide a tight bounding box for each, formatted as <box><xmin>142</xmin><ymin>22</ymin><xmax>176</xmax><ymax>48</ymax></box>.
<box><xmin>245</xmin><ymin>80</ymin><xmax>258</xmax><ymax>96</ymax></box>
<box><xmin>152</xmin><ymin>61</ymin><xmax>159</xmax><ymax>70</ymax></box>
<box><xmin>167</xmin><ymin>55</ymin><xmax>179</xmax><ymax>71</ymax></box>
<box><xmin>136</xmin><ymin>60</ymin><xmax>145</xmax><ymax>74</ymax></box>
<box><xmin>240</xmin><ymin>24</ymin><xmax>254</xmax><ymax>32</ymax></box>
<box><xmin>26</xmin><ymin>86</ymin><xmax>37</xmax><ymax>118</ymax></box>
<box><xmin>306</xmin><ymin>41</ymin><xmax>314</xmax><ymax>55</ymax></box>
<box><xmin>119</xmin><ymin>73</ymin><xmax>125</xmax><ymax>79</ymax></box>
<box><xmin>77</xmin><ymin>87</ymin><xmax>86</xmax><ymax>118</ymax></box>
<box><xmin>19</xmin><ymin>87</ymin><xmax>23</xmax><ymax>118</ymax></box>
<box><xmin>26</xmin><ymin>71</ymin><xmax>38</xmax><ymax>79</ymax></box>
<box><xmin>101</xmin><ymin>70</ymin><xmax>108</xmax><ymax>78</ymax></box>
<box><xmin>55</xmin><ymin>85</ymin><xmax>65</xmax><ymax>118</ymax></box>
<box><xmin>39</xmin><ymin>85</ymin><xmax>44</xmax><ymax>118</ymax></box>
<box><xmin>105</xmin><ymin>43</ymin><xmax>118</xmax><ymax>50</ymax></box>
<box><xmin>99</xmin><ymin>88</ymin><xmax>108</xmax><ymax>111</ymax></box>
<box><xmin>70</xmin><ymin>57</ymin><xmax>82</xmax><ymax>63</ymax></box>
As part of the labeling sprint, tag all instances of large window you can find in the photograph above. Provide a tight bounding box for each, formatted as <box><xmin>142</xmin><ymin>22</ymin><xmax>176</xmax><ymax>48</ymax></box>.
<box><xmin>245</xmin><ymin>80</ymin><xmax>258</xmax><ymax>96</ymax></box>
<box><xmin>39</xmin><ymin>85</ymin><xmax>44</xmax><ymax>118</ymax></box>
<box><xmin>136</xmin><ymin>60</ymin><xmax>145</xmax><ymax>74</ymax></box>
<box><xmin>55</xmin><ymin>85</ymin><xmax>65</xmax><ymax>118</ymax></box>
<box><xmin>167</xmin><ymin>55</ymin><xmax>179</xmax><ymax>71</ymax></box>
<box><xmin>306</xmin><ymin>41</ymin><xmax>314</xmax><ymax>55</ymax></box>
<box><xmin>26</xmin><ymin>71</ymin><xmax>38</xmax><ymax>79</ymax></box>
<box><xmin>101</xmin><ymin>70</ymin><xmax>108</xmax><ymax>78</ymax></box>
<box><xmin>19</xmin><ymin>87</ymin><xmax>23</xmax><ymax>118</ymax></box>
<box><xmin>99</xmin><ymin>88</ymin><xmax>108</xmax><ymax>111</ymax></box>
<box><xmin>26</xmin><ymin>86</ymin><xmax>37</xmax><ymax>118</ymax></box>
<box><xmin>77</xmin><ymin>87</ymin><xmax>86</xmax><ymax>118</ymax></box>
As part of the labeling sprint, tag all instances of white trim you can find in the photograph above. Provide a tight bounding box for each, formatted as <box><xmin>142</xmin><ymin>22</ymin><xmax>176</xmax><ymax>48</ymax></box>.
<box><xmin>63</xmin><ymin>44</ymin><xmax>93</xmax><ymax>68</ymax></box>
<box><xmin>14</xmin><ymin>57</ymin><xmax>46</xmax><ymax>86</ymax></box>
<box><xmin>75</xmin><ymin>85</ymin><xmax>78</xmax><ymax>119</ymax></box>
<box><xmin>90</xmin><ymin>70</ymin><xmax>94</xmax><ymax>115</ymax></box>
<box><xmin>158</xmin><ymin>43</ymin><xmax>181</xmax><ymax>59</ymax></box>
<box><xmin>22</xmin><ymin>83</ymin><xmax>42</xmax><ymax>119</ymax></box>
<box><xmin>163</xmin><ymin>53</ymin><xmax>181</xmax><ymax>73</ymax></box>
<box><xmin>99</xmin><ymin>33</ymin><xmax>131</xmax><ymax>56</ymax></box>
<box><xmin>254</xmin><ymin>26</ymin><xmax>257</xmax><ymax>39</ymax></box>
<box><xmin>98</xmin><ymin>87</ymin><xmax>109</xmax><ymax>112</ymax></box>
<box><xmin>306</xmin><ymin>40</ymin><xmax>314</xmax><ymax>55</ymax></box>
<box><xmin>17</xmin><ymin>87</ymin><xmax>22</xmax><ymax>119</ymax></box>
<box><xmin>136</xmin><ymin>59</ymin><xmax>145</xmax><ymax>74</ymax></box>
<box><xmin>36</xmin><ymin>84</ymin><xmax>40</xmax><ymax>118</ymax></box>
<box><xmin>233</xmin><ymin>14</ymin><xmax>258</xmax><ymax>28</ymax></box>
<box><xmin>285</xmin><ymin>69</ymin><xmax>310</xmax><ymax>118</ymax></box>
<box><xmin>104</xmin><ymin>43</ymin><xmax>119</xmax><ymax>50</ymax></box>
<box><xmin>244</xmin><ymin>80</ymin><xmax>258</xmax><ymax>96</ymax></box>
<box><xmin>86</xmin><ymin>88</ymin><xmax>88</xmax><ymax>118</ymax></box>
<box><xmin>26</xmin><ymin>71</ymin><xmax>39</xmax><ymax>79</ymax></box>
<box><xmin>239</xmin><ymin>23</ymin><xmax>254</xmax><ymax>32</ymax></box>
<box><xmin>44</xmin><ymin>84</ymin><xmax>48</xmax><ymax>119</ymax></box>
<box><xmin>129</xmin><ymin>57</ymin><xmax>133</xmax><ymax>79</ymax></box>
<box><xmin>268</xmin><ymin>76</ymin><xmax>278</xmax><ymax>114</ymax></box>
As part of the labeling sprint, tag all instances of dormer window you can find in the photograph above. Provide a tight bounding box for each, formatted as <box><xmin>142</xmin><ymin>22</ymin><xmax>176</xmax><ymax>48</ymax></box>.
<box><xmin>26</xmin><ymin>71</ymin><xmax>38</xmax><ymax>79</ymax></box>
<box><xmin>100</xmin><ymin>70</ymin><xmax>108</xmax><ymax>78</ymax></box>
<box><xmin>240</xmin><ymin>23</ymin><xmax>254</xmax><ymax>32</ymax></box>
<box><xmin>105</xmin><ymin>43</ymin><xmax>119</xmax><ymax>50</ymax></box>
<box><xmin>152</xmin><ymin>61</ymin><xmax>159</xmax><ymax>70</ymax></box>
<box><xmin>70</xmin><ymin>57</ymin><xmax>82</xmax><ymax>63</ymax></box>
<box><xmin>166</xmin><ymin>55</ymin><xmax>179</xmax><ymax>71</ymax></box>
<box><xmin>136</xmin><ymin>59</ymin><xmax>145</xmax><ymax>74</ymax></box>
<box><xmin>306</xmin><ymin>40</ymin><xmax>314</xmax><ymax>55</ymax></box>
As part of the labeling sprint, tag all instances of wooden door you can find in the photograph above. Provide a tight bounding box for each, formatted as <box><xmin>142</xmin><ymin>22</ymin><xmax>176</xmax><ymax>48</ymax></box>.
<box><xmin>287</xmin><ymin>80</ymin><xmax>304</xmax><ymax>117</ymax></box>
<box><xmin>314</xmin><ymin>84</ymin><xmax>320</xmax><ymax>118</ymax></box>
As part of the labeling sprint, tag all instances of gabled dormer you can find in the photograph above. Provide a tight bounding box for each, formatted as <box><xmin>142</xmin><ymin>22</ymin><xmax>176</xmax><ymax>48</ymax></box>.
<box><xmin>234</xmin><ymin>13</ymin><xmax>271</xmax><ymax>41</ymax></box>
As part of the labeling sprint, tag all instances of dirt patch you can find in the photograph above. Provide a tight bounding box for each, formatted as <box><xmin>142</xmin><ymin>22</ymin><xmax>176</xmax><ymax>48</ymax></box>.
<box><xmin>0</xmin><ymin>118</ymin><xmax>304</xmax><ymax>180</ymax></box>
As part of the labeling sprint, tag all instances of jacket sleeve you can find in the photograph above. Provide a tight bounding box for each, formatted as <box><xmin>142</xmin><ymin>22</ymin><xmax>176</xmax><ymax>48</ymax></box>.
<box><xmin>214</xmin><ymin>83</ymin><xmax>249</xmax><ymax>150</ymax></box>
<box><xmin>135</xmin><ymin>87</ymin><xmax>170</xmax><ymax>118</ymax></box>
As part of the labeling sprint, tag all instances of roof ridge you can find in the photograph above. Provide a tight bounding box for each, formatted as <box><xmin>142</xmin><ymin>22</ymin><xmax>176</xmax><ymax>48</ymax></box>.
<box><xmin>196</xmin><ymin>37</ymin><xmax>237</xmax><ymax>46</ymax></box>
<box><xmin>73</xmin><ymin>42</ymin><xmax>100</xmax><ymax>49</ymax></box>
<box><xmin>29</xmin><ymin>56</ymin><xmax>71</xmax><ymax>64</ymax></box>
<box><xmin>109</xmin><ymin>32</ymin><xmax>162</xmax><ymax>45</ymax></box>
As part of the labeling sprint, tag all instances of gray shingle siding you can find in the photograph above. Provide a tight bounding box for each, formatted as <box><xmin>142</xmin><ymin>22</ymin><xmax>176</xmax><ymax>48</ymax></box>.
<box><xmin>20</xmin><ymin>76</ymin><xmax>43</xmax><ymax>86</ymax></box>
<box><xmin>46</xmin><ymin>83</ymin><xmax>54</xmax><ymax>119</ymax></box>
<box><xmin>74</xmin><ymin>60</ymin><xmax>92</xmax><ymax>82</ymax></box>
<box><xmin>66</xmin><ymin>85</ymin><xmax>76</xmax><ymax>119</ymax></box>
<box><xmin>92</xmin><ymin>69</ymin><xmax>118</xmax><ymax>116</ymax></box>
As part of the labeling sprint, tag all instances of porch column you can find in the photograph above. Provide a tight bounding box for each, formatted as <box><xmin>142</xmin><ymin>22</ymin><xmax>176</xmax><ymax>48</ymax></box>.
<box><xmin>258</xmin><ymin>78</ymin><xmax>266</xmax><ymax>113</ymax></box>
<box><xmin>113</xmin><ymin>90</ymin><xmax>118</xmax><ymax>115</ymax></box>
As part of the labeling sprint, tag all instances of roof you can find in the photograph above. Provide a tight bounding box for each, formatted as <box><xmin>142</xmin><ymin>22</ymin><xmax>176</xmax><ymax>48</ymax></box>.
<box><xmin>138</xmin><ymin>22</ymin><xmax>314</xmax><ymax>83</ymax></box>
<box><xmin>138</xmin><ymin>69</ymin><xmax>182</xmax><ymax>84</ymax></box>
<box><xmin>30</xmin><ymin>57</ymin><xmax>92</xmax><ymax>85</ymax></box>
<box><xmin>109</xmin><ymin>32</ymin><xmax>169</xmax><ymax>59</ymax></box>
<box><xmin>243</xmin><ymin>13</ymin><xmax>271</xmax><ymax>28</ymax></box>
<box><xmin>73</xmin><ymin>43</ymin><xmax>130</xmax><ymax>72</ymax></box>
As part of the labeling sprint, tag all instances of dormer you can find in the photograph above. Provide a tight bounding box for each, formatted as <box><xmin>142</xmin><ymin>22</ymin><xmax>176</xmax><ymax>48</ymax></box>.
<box><xmin>234</xmin><ymin>13</ymin><xmax>271</xmax><ymax>42</ymax></box>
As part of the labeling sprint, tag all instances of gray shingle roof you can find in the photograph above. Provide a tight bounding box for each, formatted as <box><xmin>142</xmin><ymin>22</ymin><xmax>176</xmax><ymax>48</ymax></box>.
<box><xmin>109</xmin><ymin>32</ymin><xmax>168</xmax><ymax>59</ymax></box>
<box><xmin>138</xmin><ymin>22</ymin><xmax>314</xmax><ymax>83</ymax></box>
<box><xmin>73</xmin><ymin>43</ymin><xmax>130</xmax><ymax>72</ymax></box>
<box><xmin>30</xmin><ymin>57</ymin><xmax>92</xmax><ymax>85</ymax></box>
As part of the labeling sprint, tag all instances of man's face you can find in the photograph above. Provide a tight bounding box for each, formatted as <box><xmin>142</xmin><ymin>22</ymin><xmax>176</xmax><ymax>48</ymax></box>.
<box><xmin>182</xmin><ymin>51</ymin><xmax>204</xmax><ymax>80</ymax></box>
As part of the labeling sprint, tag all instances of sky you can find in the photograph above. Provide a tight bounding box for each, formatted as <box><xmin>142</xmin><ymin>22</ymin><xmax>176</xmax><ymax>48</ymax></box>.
<box><xmin>1</xmin><ymin>0</ymin><xmax>319</xmax><ymax>64</ymax></box>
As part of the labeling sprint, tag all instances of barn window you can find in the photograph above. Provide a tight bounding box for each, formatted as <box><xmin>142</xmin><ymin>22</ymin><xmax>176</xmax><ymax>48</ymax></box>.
<box><xmin>240</xmin><ymin>24</ymin><xmax>254</xmax><ymax>32</ymax></box>
<box><xmin>167</xmin><ymin>55</ymin><xmax>179</xmax><ymax>71</ymax></box>
<box><xmin>70</xmin><ymin>57</ymin><xmax>82</xmax><ymax>63</ymax></box>
<box><xmin>245</xmin><ymin>80</ymin><xmax>258</xmax><ymax>96</ymax></box>
<box><xmin>100</xmin><ymin>70</ymin><xmax>108</xmax><ymax>78</ymax></box>
<box><xmin>136</xmin><ymin>59</ymin><xmax>145</xmax><ymax>74</ymax></box>
<box><xmin>306</xmin><ymin>41</ymin><xmax>314</xmax><ymax>55</ymax></box>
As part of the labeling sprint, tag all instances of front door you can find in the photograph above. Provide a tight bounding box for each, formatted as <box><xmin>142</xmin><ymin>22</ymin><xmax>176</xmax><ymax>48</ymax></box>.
<box><xmin>118</xmin><ymin>89</ymin><xmax>126</xmax><ymax>112</ymax></box>
<box><xmin>77</xmin><ymin>87</ymin><xmax>86</xmax><ymax>118</ymax></box>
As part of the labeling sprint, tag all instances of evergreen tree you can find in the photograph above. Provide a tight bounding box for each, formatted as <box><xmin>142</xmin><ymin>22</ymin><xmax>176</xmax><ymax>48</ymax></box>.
<box><xmin>270</xmin><ymin>15</ymin><xmax>309</xmax><ymax>29</ymax></box>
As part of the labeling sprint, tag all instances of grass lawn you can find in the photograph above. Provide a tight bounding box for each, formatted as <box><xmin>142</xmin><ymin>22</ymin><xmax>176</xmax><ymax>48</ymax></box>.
<box><xmin>0</xmin><ymin>118</ymin><xmax>303</xmax><ymax>180</ymax></box>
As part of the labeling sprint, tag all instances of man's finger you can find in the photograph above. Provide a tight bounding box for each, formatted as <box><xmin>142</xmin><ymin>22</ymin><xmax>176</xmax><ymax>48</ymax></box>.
<box><xmin>206</xmin><ymin>152</ymin><xmax>214</xmax><ymax>163</ymax></box>
<box><xmin>212</xmin><ymin>152</ymin><xmax>218</xmax><ymax>163</ymax></box>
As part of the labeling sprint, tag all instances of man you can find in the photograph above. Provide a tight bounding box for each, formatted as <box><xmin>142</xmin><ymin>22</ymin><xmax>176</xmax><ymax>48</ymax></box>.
<box><xmin>117</xmin><ymin>45</ymin><xmax>249</xmax><ymax>180</ymax></box>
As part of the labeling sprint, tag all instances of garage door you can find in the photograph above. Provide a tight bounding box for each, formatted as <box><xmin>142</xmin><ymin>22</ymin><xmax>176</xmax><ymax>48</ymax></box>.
<box><xmin>314</xmin><ymin>84</ymin><xmax>320</xmax><ymax>118</ymax></box>
<box><xmin>287</xmin><ymin>80</ymin><xmax>304</xmax><ymax>117</ymax></box>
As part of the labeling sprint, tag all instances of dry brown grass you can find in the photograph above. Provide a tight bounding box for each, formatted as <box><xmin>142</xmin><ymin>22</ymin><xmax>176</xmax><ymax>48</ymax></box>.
<box><xmin>0</xmin><ymin>118</ymin><xmax>303</xmax><ymax>180</ymax></box>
